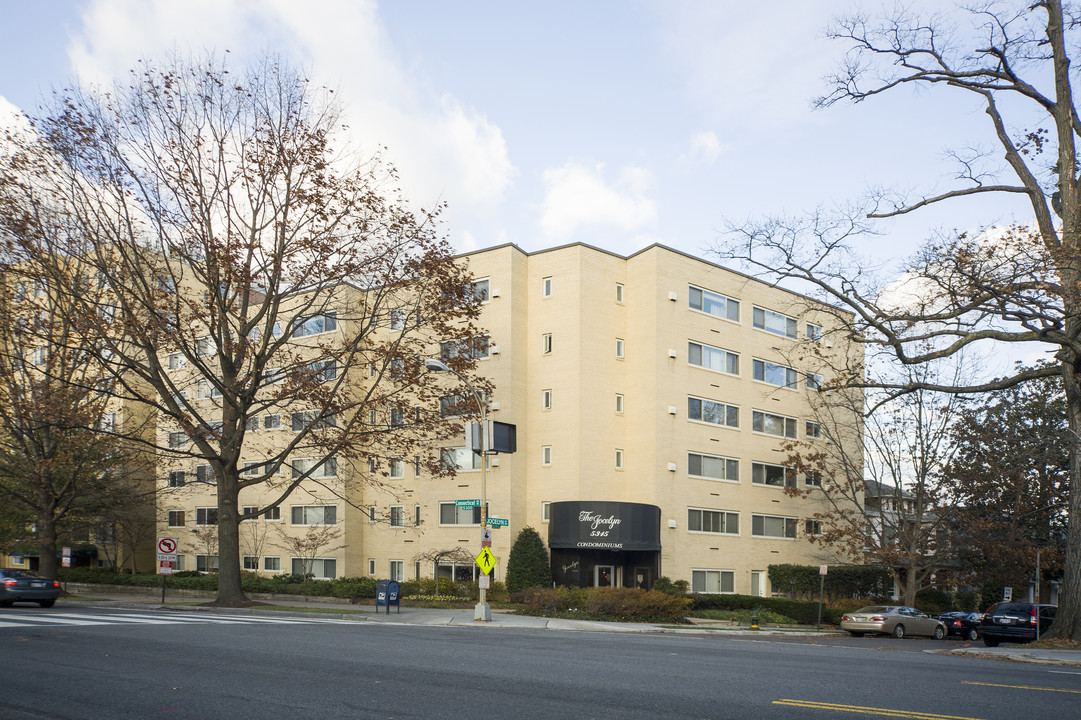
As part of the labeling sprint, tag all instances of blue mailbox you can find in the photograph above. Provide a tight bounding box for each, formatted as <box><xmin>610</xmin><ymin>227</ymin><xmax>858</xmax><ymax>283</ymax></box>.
<box><xmin>375</xmin><ymin>579</ymin><xmax>400</xmax><ymax>614</ymax></box>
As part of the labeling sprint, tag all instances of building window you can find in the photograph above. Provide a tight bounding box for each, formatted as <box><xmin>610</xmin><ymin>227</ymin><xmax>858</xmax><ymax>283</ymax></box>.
<box><xmin>241</xmin><ymin>461</ymin><xmax>263</xmax><ymax>478</ymax></box>
<box><xmin>752</xmin><ymin>359</ymin><xmax>798</xmax><ymax>389</ymax></box>
<box><xmin>167</xmin><ymin>352</ymin><xmax>185</xmax><ymax>370</ymax></box>
<box><xmin>689</xmin><ymin>286</ymin><xmax>739</xmax><ymax>322</ymax></box>
<box><xmin>615</xmin><ymin>283</ymin><xmax>624</xmax><ymax>303</ymax></box>
<box><xmin>390</xmin><ymin>307</ymin><xmax>406</xmax><ymax>330</ymax></box>
<box><xmin>167</xmin><ymin>471</ymin><xmax>186</xmax><ymax>488</ymax></box>
<box><xmin>752</xmin><ymin>307</ymin><xmax>797</xmax><ymax>338</ymax></box>
<box><xmin>542</xmin><ymin>333</ymin><xmax>553</xmax><ymax>354</ymax></box>
<box><xmin>471</xmin><ymin>278</ymin><xmax>490</xmax><ymax>303</ymax></box>
<box><xmin>367</xmin><ymin>506</ymin><xmax>376</xmax><ymax>523</ymax></box>
<box><xmin>542</xmin><ymin>276</ymin><xmax>552</xmax><ymax>297</ymax></box>
<box><xmin>195</xmin><ymin>465</ymin><xmax>214</xmax><ymax>484</ymax></box>
<box><xmin>806</xmin><ymin>372</ymin><xmax>823</xmax><ymax>391</ymax></box>
<box><xmin>752</xmin><ymin>514</ymin><xmax>798</xmax><ymax>539</ymax></box>
<box><xmin>806</xmin><ymin>421</ymin><xmax>821</xmax><ymax>439</ymax></box>
<box><xmin>805</xmin><ymin>472</ymin><xmax>823</xmax><ymax>488</ymax></box>
<box><xmin>389</xmin><ymin>560</ymin><xmax>404</xmax><ymax>582</ymax></box>
<box><xmin>541</xmin><ymin>445</ymin><xmax>552</xmax><ymax>466</ymax></box>
<box><xmin>752</xmin><ymin>462</ymin><xmax>794</xmax><ymax>488</ymax></box>
<box><xmin>688</xmin><ymin>341</ymin><xmax>739</xmax><ymax>375</ymax></box>
<box><xmin>615</xmin><ymin>393</ymin><xmax>624</xmax><ymax>414</ymax></box>
<box><xmin>615</xmin><ymin>338</ymin><xmax>625</xmax><ymax>359</ymax></box>
<box><xmin>291</xmin><ymin>558</ymin><xmax>337</xmax><ymax>579</ymax></box>
<box><xmin>414</xmin><ymin>505</ymin><xmax>421</xmax><ymax>527</ymax></box>
<box><xmin>440</xmin><ymin>447</ymin><xmax>482</xmax><ymax>472</ymax></box>
<box><xmin>263</xmin><ymin>507</ymin><xmax>281</xmax><ymax>521</ymax></box>
<box><xmin>440</xmin><ymin>335</ymin><xmax>490</xmax><ymax>362</ymax></box>
<box><xmin>264</xmin><ymin>414</ymin><xmax>281</xmax><ymax>430</ymax></box>
<box><xmin>291</xmin><ymin>410</ymin><xmax>336</xmax><ymax>431</ymax></box>
<box><xmin>615</xmin><ymin>449</ymin><xmax>624</xmax><ymax>470</ymax></box>
<box><xmin>264</xmin><ymin>557</ymin><xmax>281</xmax><ymax>572</ymax></box>
<box><xmin>196</xmin><ymin>555</ymin><xmax>219</xmax><ymax>573</ymax></box>
<box><xmin>806</xmin><ymin>323</ymin><xmax>823</xmax><ymax>342</ymax></box>
<box><xmin>195</xmin><ymin>507</ymin><xmax>218</xmax><ymax>526</ymax></box>
<box><xmin>688</xmin><ymin>508</ymin><xmax>739</xmax><ymax>535</ymax></box>
<box><xmin>292</xmin><ymin>312</ymin><xmax>337</xmax><ymax>338</ymax></box>
<box><xmin>368</xmin><ymin>559</ymin><xmax>376</xmax><ymax>575</ymax></box>
<box><xmin>195</xmin><ymin>379</ymin><xmax>222</xmax><ymax>399</ymax></box>
<box><xmin>291</xmin><ymin>457</ymin><xmax>337</xmax><ymax>479</ymax></box>
<box><xmin>751</xmin><ymin>410</ymin><xmax>797</xmax><ymax>438</ymax></box>
<box><xmin>542</xmin><ymin>389</ymin><xmax>552</xmax><ymax>410</ymax></box>
<box><xmin>439</xmin><ymin>502</ymin><xmax>486</xmax><ymax>526</ymax></box>
<box><xmin>542</xmin><ymin>501</ymin><xmax>551</xmax><ymax>522</ymax></box>
<box><xmin>167</xmin><ymin>510</ymin><xmax>185</xmax><ymax>527</ymax></box>
<box><xmin>692</xmin><ymin>569</ymin><xmax>735</xmax><ymax>594</ymax></box>
<box><xmin>688</xmin><ymin>396</ymin><xmax>739</xmax><ymax>428</ymax></box>
<box><xmin>389</xmin><ymin>506</ymin><xmax>405</xmax><ymax>527</ymax></box>
<box><xmin>168</xmin><ymin>432</ymin><xmax>187</xmax><ymax>450</ymax></box>
<box><xmin>242</xmin><ymin>505</ymin><xmax>259</xmax><ymax>520</ymax></box>
<box><xmin>688</xmin><ymin>453</ymin><xmax>739</xmax><ymax>482</ymax></box>
<box><xmin>415</xmin><ymin>561</ymin><xmax>422</xmax><ymax>579</ymax></box>
<box><xmin>243</xmin><ymin>556</ymin><xmax>259</xmax><ymax>571</ymax></box>
<box><xmin>440</xmin><ymin>392</ymin><xmax>473</xmax><ymax>417</ymax></box>
<box><xmin>389</xmin><ymin>458</ymin><xmax>404</xmax><ymax>479</ymax></box>
<box><xmin>290</xmin><ymin>505</ymin><xmax>337</xmax><ymax>525</ymax></box>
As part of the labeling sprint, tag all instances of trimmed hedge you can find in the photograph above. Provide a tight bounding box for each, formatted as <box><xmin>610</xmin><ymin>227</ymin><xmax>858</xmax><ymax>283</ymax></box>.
<box><xmin>518</xmin><ymin>586</ymin><xmax>692</xmax><ymax>622</ymax></box>
<box><xmin>690</xmin><ymin>593</ymin><xmax>844</xmax><ymax>625</ymax></box>
<box><xmin>59</xmin><ymin>567</ymin><xmax>379</xmax><ymax>599</ymax></box>
<box><xmin>767</xmin><ymin>564</ymin><xmax>892</xmax><ymax>601</ymax></box>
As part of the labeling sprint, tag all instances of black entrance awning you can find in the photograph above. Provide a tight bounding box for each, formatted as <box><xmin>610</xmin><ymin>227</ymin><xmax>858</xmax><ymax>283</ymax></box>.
<box><xmin>548</xmin><ymin>501</ymin><xmax>661</xmax><ymax>551</ymax></box>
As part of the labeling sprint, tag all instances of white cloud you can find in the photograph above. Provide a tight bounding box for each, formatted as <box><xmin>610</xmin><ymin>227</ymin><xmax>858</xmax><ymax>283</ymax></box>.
<box><xmin>682</xmin><ymin>131</ymin><xmax>724</xmax><ymax>164</ymax></box>
<box><xmin>540</xmin><ymin>162</ymin><xmax>656</xmax><ymax>241</ymax></box>
<box><xmin>64</xmin><ymin>0</ymin><xmax>515</xmax><ymax>219</ymax></box>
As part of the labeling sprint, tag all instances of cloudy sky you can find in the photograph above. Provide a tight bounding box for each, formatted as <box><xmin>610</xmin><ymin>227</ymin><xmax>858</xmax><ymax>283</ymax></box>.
<box><xmin>0</xmin><ymin>0</ymin><xmax>1036</xmax><ymax>266</ymax></box>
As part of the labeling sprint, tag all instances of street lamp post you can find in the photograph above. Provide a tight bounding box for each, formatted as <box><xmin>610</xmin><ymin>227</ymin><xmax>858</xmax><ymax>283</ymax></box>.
<box><xmin>424</xmin><ymin>358</ymin><xmax>491</xmax><ymax>622</ymax></box>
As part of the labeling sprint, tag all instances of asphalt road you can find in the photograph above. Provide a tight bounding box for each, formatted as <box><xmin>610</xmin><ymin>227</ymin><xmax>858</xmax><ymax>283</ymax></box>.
<box><xmin>1</xmin><ymin>606</ymin><xmax>1078</xmax><ymax>719</ymax></box>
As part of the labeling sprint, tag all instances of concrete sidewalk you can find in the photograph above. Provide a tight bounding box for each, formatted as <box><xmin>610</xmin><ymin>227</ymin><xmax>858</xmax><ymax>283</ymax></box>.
<box><xmin>58</xmin><ymin>584</ymin><xmax>1081</xmax><ymax>666</ymax></box>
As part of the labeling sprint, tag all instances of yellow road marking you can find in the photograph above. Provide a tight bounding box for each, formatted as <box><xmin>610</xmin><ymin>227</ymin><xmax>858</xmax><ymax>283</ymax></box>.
<box><xmin>962</xmin><ymin>681</ymin><xmax>1081</xmax><ymax>694</ymax></box>
<box><xmin>772</xmin><ymin>699</ymin><xmax>986</xmax><ymax>720</ymax></box>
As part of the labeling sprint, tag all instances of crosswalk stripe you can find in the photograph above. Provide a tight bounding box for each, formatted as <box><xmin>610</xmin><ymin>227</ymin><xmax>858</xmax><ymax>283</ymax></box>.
<box><xmin>0</xmin><ymin>610</ymin><xmax>360</xmax><ymax>629</ymax></box>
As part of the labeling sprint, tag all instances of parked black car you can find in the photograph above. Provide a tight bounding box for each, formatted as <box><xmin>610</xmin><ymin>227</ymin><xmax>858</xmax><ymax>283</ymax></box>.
<box><xmin>0</xmin><ymin>569</ymin><xmax>61</xmax><ymax>608</ymax></box>
<box><xmin>979</xmin><ymin>602</ymin><xmax>1056</xmax><ymax>647</ymax></box>
<box><xmin>936</xmin><ymin>611</ymin><xmax>982</xmax><ymax>641</ymax></box>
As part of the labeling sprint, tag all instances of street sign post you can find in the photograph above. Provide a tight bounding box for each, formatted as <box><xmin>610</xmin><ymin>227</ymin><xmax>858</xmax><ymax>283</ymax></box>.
<box><xmin>475</xmin><ymin>547</ymin><xmax>497</xmax><ymax>575</ymax></box>
<box><xmin>817</xmin><ymin>565</ymin><xmax>827</xmax><ymax>630</ymax></box>
<box><xmin>455</xmin><ymin>499</ymin><xmax>481</xmax><ymax>507</ymax></box>
<box><xmin>157</xmin><ymin>537</ymin><xmax>179</xmax><ymax>602</ymax></box>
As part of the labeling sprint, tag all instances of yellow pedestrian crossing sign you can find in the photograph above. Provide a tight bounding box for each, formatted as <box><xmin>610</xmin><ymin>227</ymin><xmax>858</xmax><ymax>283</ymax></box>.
<box><xmin>475</xmin><ymin>547</ymin><xmax>497</xmax><ymax>574</ymax></box>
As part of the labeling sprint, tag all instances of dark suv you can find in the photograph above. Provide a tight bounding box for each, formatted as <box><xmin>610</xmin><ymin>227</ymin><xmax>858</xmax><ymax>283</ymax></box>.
<box><xmin>979</xmin><ymin>602</ymin><xmax>1056</xmax><ymax>646</ymax></box>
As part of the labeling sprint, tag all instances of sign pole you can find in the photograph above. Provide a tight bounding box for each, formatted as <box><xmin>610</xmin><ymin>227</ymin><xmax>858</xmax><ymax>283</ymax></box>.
<box><xmin>817</xmin><ymin>564</ymin><xmax>828</xmax><ymax>631</ymax></box>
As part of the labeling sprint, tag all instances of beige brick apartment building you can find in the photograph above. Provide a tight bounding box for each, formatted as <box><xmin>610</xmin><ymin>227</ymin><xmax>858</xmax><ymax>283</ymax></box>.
<box><xmin>157</xmin><ymin>242</ymin><xmax>859</xmax><ymax>596</ymax></box>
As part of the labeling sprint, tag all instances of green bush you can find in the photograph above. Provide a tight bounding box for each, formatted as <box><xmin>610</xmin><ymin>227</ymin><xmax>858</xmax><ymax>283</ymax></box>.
<box><xmin>915</xmin><ymin>587</ymin><xmax>952</xmax><ymax>614</ymax></box>
<box><xmin>953</xmin><ymin>589</ymin><xmax>982</xmax><ymax>612</ymax></box>
<box><xmin>689</xmin><ymin>593</ymin><xmax>844</xmax><ymax>625</ymax></box>
<box><xmin>652</xmin><ymin>576</ymin><xmax>690</xmax><ymax>596</ymax></box>
<box><xmin>767</xmin><ymin>564</ymin><xmax>892</xmax><ymax>601</ymax></box>
<box><xmin>505</xmin><ymin>527</ymin><xmax>551</xmax><ymax>593</ymax></box>
<box><xmin>519</xmin><ymin>586</ymin><xmax>690</xmax><ymax>622</ymax></box>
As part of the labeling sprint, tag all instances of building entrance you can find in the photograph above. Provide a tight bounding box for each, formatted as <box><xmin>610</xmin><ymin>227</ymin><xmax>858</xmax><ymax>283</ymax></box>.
<box><xmin>548</xmin><ymin>501</ymin><xmax>661</xmax><ymax>590</ymax></box>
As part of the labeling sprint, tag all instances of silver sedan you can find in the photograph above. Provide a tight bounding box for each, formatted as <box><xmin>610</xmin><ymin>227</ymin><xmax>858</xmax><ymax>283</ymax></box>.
<box><xmin>840</xmin><ymin>605</ymin><xmax>946</xmax><ymax>639</ymax></box>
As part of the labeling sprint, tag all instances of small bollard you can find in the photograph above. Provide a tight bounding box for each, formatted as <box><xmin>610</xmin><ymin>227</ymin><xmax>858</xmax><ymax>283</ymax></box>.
<box><xmin>751</xmin><ymin>610</ymin><xmax>760</xmax><ymax>630</ymax></box>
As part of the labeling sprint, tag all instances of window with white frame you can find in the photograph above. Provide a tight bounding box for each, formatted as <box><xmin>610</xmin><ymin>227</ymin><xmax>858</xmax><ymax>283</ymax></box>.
<box><xmin>440</xmin><ymin>335</ymin><xmax>489</xmax><ymax>361</ymax></box>
<box><xmin>389</xmin><ymin>560</ymin><xmax>404</xmax><ymax>582</ymax></box>
<box><xmin>806</xmin><ymin>323</ymin><xmax>823</xmax><ymax>342</ymax></box>
<box><xmin>196</xmin><ymin>337</ymin><xmax>215</xmax><ymax>356</ymax></box>
<box><xmin>752</xmin><ymin>359</ymin><xmax>798</xmax><ymax>388</ymax></box>
<box><xmin>307</xmin><ymin>359</ymin><xmax>337</xmax><ymax>383</ymax></box>
<box><xmin>806</xmin><ymin>421</ymin><xmax>821</xmax><ymax>439</ymax></box>
<box><xmin>688</xmin><ymin>452</ymin><xmax>739</xmax><ymax>482</ymax></box>
<box><xmin>615</xmin><ymin>338</ymin><xmax>625</xmax><ymax>358</ymax></box>
<box><xmin>688</xmin><ymin>508</ymin><xmax>739</xmax><ymax>534</ymax></box>
<box><xmin>542</xmin><ymin>389</ymin><xmax>552</xmax><ymax>410</ymax></box>
<box><xmin>471</xmin><ymin>278</ymin><xmax>490</xmax><ymax>303</ymax></box>
<box><xmin>689</xmin><ymin>286</ymin><xmax>740</xmax><ymax>322</ymax></box>
<box><xmin>805</xmin><ymin>472</ymin><xmax>823</xmax><ymax>488</ymax></box>
<box><xmin>291</xmin><ymin>457</ymin><xmax>337</xmax><ymax>479</ymax></box>
<box><xmin>196</xmin><ymin>555</ymin><xmax>219</xmax><ymax>573</ymax></box>
<box><xmin>615</xmin><ymin>393</ymin><xmax>624</xmax><ymax>414</ymax></box>
<box><xmin>168</xmin><ymin>431</ymin><xmax>187</xmax><ymax>449</ymax></box>
<box><xmin>242</xmin><ymin>505</ymin><xmax>260</xmax><ymax>520</ymax></box>
<box><xmin>541</xmin><ymin>445</ymin><xmax>552</xmax><ymax>466</ymax></box>
<box><xmin>241</xmin><ymin>461</ymin><xmax>263</xmax><ymax>478</ymax></box>
<box><xmin>167</xmin><ymin>352</ymin><xmax>185</xmax><ymax>370</ymax></box>
<box><xmin>752</xmin><ymin>462</ymin><xmax>794</xmax><ymax>488</ymax></box>
<box><xmin>806</xmin><ymin>372</ymin><xmax>823</xmax><ymax>391</ymax></box>
<box><xmin>752</xmin><ymin>410</ymin><xmax>797</xmax><ymax>438</ymax></box>
<box><xmin>243</xmin><ymin>556</ymin><xmax>259</xmax><ymax>570</ymax></box>
<box><xmin>542</xmin><ymin>501</ymin><xmax>551</xmax><ymax>522</ymax></box>
<box><xmin>195</xmin><ymin>464</ymin><xmax>214</xmax><ymax>484</ymax></box>
<box><xmin>195</xmin><ymin>379</ymin><xmax>222</xmax><ymax>399</ymax></box>
<box><xmin>805</xmin><ymin>519</ymin><xmax>822</xmax><ymax>535</ymax></box>
<box><xmin>389</xmin><ymin>307</ymin><xmax>406</xmax><ymax>330</ymax></box>
<box><xmin>615</xmin><ymin>449</ymin><xmax>624</xmax><ymax>470</ymax></box>
<box><xmin>439</xmin><ymin>392</ymin><xmax>473</xmax><ymax>417</ymax></box>
<box><xmin>368</xmin><ymin>559</ymin><xmax>376</xmax><ymax>575</ymax></box>
<box><xmin>263</xmin><ymin>506</ymin><xmax>281</xmax><ymax>521</ymax></box>
<box><xmin>615</xmin><ymin>283</ymin><xmax>624</xmax><ymax>303</ymax></box>
<box><xmin>542</xmin><ymin>333</ymin><xmax>552</xmax><ymax>354</ymax></box>
<box><xmin>196</xmin><ymin>507</ymin><xmax>218</xmax><ymax>526</ymax></box>
<box><xmin>752</xmin><ymin>514</ymin><xmax>798</xmax><ymax>538</ymax></box>
<box><xmin>440</xmin><ymin>446</ymin><xmax>481</xmax><ymax>472</ymax></box>
<box><xmin>688</xmin><ymin>341</ymin><xmax>739</xmax><ymax>375</ymax></box>
<box><xmin>389</xmin><ymin>458</ymin><xmax>404</xmax><ymax>479</ymax></box>
<box><xmin>291</xmin><ymin>410</ymin><xmax>336</xmax><ymax>431</ymax></box>
<box><xmin>167</xmin><ymin>470</ymin><xmax>186</xmax><ymax>488</ymax></box>
<box><xmin>367</xmin><ymin>506</ymin><xmax>376</xmax><ymax>523</ymax></box>
<box><xmin>292</xmin><ymin>558</ymin><xmax>337</xmax><ymax>579</ymax></box>
<box><xmin>688</xmin><ymin>396</ymin><xmax>739</xmax><ymax>428</ymax></box>
<box><xmin>264</xmin><ymin>557</ymin><xmax>281</xmax><ymax>572</ymax></box>
<box><xmin>389</xmin><ymin>506</ymin><xmax>405</xmax><ymax>527</ymax></box>
<box><xmin>264</xmin><ymin>414</ymin><xmax>281</xmax><ymax>430</ymax></box>
<box><xmin>167</xmin><ymin>510</ymin><xmax>185</xmax><ymax>527</ymax></box>
<box><xmin>439</xmin><ymin>502</ymin><xmax>486</xmax><ymax>526</ymax></box>
<box><xmin>291</xmin><ymin>505</ymin><xmax>337</xmax><ymax>525</ymax></box>
<box><xmin>542</xmin><ymin>276</ymin><xmax>552</xmax><ymax>297</ymax></box>
<box><xmin>752</xmin><ymin>306</ymin><xmax>797</xmax><ymax>338</ymax></box>
<box><xmin>692</xmin><ymin>569</ymin><xmax>735</xmax><ymax>594</ymax></box>
<box><xmin>245</xmin><ymin>416</ymin><xmax>259</xmax><ymax>432</ymax></box>
<box><xmin>292</xmin><ymin>312</ymin><xmax>337</xmax><ymax>338</ymax></box>
<box><xmin>414</xmin><ymin>505</ymin><xmax>421</xmax><ymax>527</ymax></box>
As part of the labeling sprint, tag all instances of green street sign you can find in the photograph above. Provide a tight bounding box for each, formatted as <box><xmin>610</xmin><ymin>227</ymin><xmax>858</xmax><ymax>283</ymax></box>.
<box><xmin>455</xmin><ymin>499</ymin><xmax>481</xmax><ymax>507</ymax></box>
<box><xmin>486</xmin><ymin>517</ymin><xmax>508</xmax><ymax>527</ymax></box>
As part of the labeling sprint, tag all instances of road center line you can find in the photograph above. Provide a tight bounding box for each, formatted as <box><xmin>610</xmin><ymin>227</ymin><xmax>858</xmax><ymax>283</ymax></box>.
<box><xmin>961</xmin><ymin>681</ymin><xmax>1081</xmax><ymax>694</ymax></box>
<box><xmin>773</xmin><ymin>699</ymin><xmax>986</xmax><ymax>720</ymax></box>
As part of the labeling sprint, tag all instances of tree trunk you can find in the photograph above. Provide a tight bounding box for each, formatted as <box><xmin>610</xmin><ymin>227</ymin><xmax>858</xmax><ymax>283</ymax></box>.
<box><xmin>1048</xmin><ymin>362</ymin><xmax>1081</xmax><ymax>639</ymax></box>
<box><xmin>214</xmin><ymin>477</ymin><xmax>248</xmax><ymax>606</ymax></box>
<box><xmin>37</xmin><ymin>513</ymin><xmax>58</xmax><ymax>581</ymax></box>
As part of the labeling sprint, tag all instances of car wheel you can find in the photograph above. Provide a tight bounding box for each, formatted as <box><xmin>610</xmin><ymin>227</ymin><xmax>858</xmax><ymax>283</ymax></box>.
<box><xmin>933</xmin><ymin>626</ymin><xmax>945</xmax><ymax>640</ymax></box>
<box><xmin>893</xmin><ymin>624</ymin><xmax>905</xmax><ymax>639</ymax></box>
<box><xmin>984</xmin><ymin>637</ymin><xmax>1000</xmax><ymax>647</ymax></box>
<box><xmin>38</xmin><ymin>599</ymin><xmax>55</xmax><ymax>608</ymax></box>
<box><xmin>965</xmin><ymin>627</ymin><xmax>978</xmax><ymax>641</ymax></box>
<box><xmin>848</xmin><ymin>632</ymin><xmax>864</xmax><ymax>637</ymax></box>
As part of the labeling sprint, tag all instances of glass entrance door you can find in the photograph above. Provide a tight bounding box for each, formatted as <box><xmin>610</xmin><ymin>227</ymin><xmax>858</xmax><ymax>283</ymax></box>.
<box><xmin>594</xmin><ymin>565</ymin><xmax>615</xmax><ymax>587</ymax></box>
